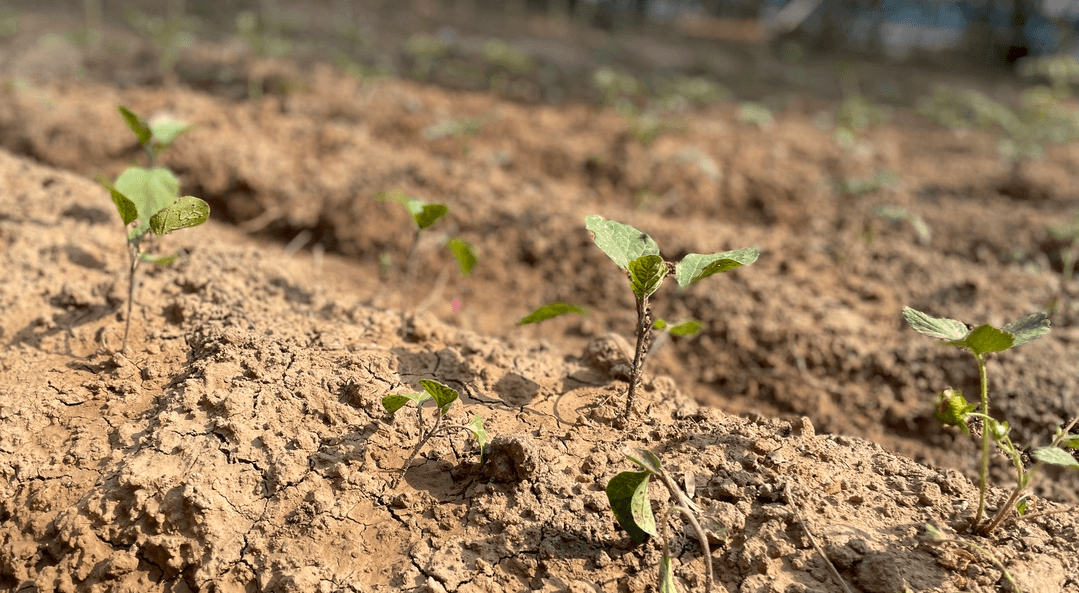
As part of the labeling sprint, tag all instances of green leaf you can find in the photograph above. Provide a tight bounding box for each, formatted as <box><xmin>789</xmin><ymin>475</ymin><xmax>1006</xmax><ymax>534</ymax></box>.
<box><xmin>987</xmin><ymin>418</ymin><xmax>1011</xmax><ymax>442</ymax></box>
<box><xmin>118</xmin><ymin>105</ymin><xmax>152</xmax><ymax>145</ymax></box>
<box><xmin>465</xmin><ymin>414</ymin><xmax>488</xmax><ymax>457</ymax></box>
<box><xmin>101</xmin><ymin>180</ymin><xmax>138</xmax><ymax>226</ymax></box>
<box><xmin>659</xmin><ymin>554</ymin><xmax>680</xmax><ymax>593</ymax></box>
<box><xmin>653</xmin><ymin>319</ymin><xmax>668</xmax><ymax>330</ymax></box>
<box><xmin>1032</xmin><ymin>446</ymin><xmax>1079</xmax><ymax>469</ymax></box>
<box><xmin>518</xmin><ymin>302</ymin><xmax>588</xmax><ymax>325</ymax></box>
<box><xmin>585</xmin><ymin>215</ymin><xmax>660</xmax><ymax>270</ymax></box>
<box><xmin>114</xmin><ymin>167</ymin><xmax>181</xmax><ymax>234</ymax></box>
<box><xmin>902</xmin><ymin>307</ymin><xmax>970</xmax><ymax>341</ymax></box>
<box><xmin>628</xmin><ymin>255</ymin><xmax>668</xmax><ymax>298</ymax></box>
<box><xmin>627</xmin><ymin>448</ymin><xmax>663</xmax><ymax>474</ymax></box>
<box><xmin>933</xmin><ymin>389</ymin><xmax>977</xmax><ymax>433</ymax></box>
<box><xmin>667</xmin><ymin>320</ymin><xmax>702</xmax><ymax>337</ymax></box>
<box><xmin>674</xmin><ymin>248</ymin><xmax>759</xmax><ymax>287</ymax></box>
<box><xmin>149</xmin><ymin>117</ymin><xmax>195</xmax><ymax>146</ymax></box>
<box><xmin>961</xmin><ymin>324</ymin><xmax>1014</xmax><ymax>356</ymax></box>
<box><xmin>406</xmin><ymin>199</ymin><xmax>449</xmax><ymax>230</ymax></box>
<box><xmin>149</xmin><ymin>196</ymin><xmax>210</xmax><ymax>236</ymax></box>
<box><xmin>1060</xmin><ymin>434</ymin><xmax>1079</xmax><ymax>449</ymax></box>
<box><xmin>381</xmin><ymin>391</ymin><xmax>430</xmax><ymax>414</ymax></box>
<box><xmin>420</xmin><ymin>379</ymin><xmax>458</xmax><ymax>415</ymax></box>
<box><xmin>1002</xmin><ymin>312</ymin><xmax>1051</xmax><ymax>348</ymax></box>
<box><xmin>606</xmin><ymin>470</ymin><xmax>656</xmax><ymax>544</ymax></box>
<box><xmin>141</xmin><ymin>252</ymin><xmax>178</xmax><ymax>265</ymax></box>
<box><xmin>447</xmin><ymin>237</ymin><xmax>476</xmax><ymax>276</ymax></box>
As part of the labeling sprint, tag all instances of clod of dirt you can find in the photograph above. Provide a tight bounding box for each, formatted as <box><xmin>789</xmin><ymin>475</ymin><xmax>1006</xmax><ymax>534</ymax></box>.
<box><xmin>483</xmin><ymin>434</ymin><xmax>541</xmax><ymax>483</ymax></box>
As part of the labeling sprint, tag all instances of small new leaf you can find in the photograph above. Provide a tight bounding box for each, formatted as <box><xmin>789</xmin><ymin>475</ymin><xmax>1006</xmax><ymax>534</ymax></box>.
<box><xmin>1002</xmin><ymin>312</ymin><xmax>1051</xmax><ymax>348</ymax></box>
<box><xmin>585</xmin><ymin>215</ymin><xmax>660</xmax><ymax>269</ymax></box>
<box><xmin>420</xmin><ymin>379</ymin><xmax>458</xmax><ymax>415</ymax></box>
<box><xmin>1032</xmin><ymin>446</ymin><xmax>1079</xmax><ymax>469</ymax></box>
<box><xmin>674</xmin><ymin>248</ymin><xmax>759</xmax><ymax>287</ymax></box>
<box><xmin>465</xmin><ymin>414</ymin><xmax>488</xmax><ymax>457</ymax></box>
<box><xmin>667</xmin><ymin>320</ymin><xmax>702</xmax><ymax>337</ymax></box>
<box><xmin>149</xmin><ymin>196</ymin><xmax>210</xmax><ymax>236</ymax></box>
<box><xmin>382</xmin><ymin>391</ymin><xmax>431</xmax><ymax>414</ymax></box>
<box><xmin>934</xmin><ymin>389</ymin><xmax>977</xmax><ymax>433</ymax></box>
<box><xmin>902</xmin><ymin>307</ymin><xmax>970</xmax><ymax>341</ymax></box>
<box><xmin>118</xmin><ymin>105</ymin><xmax>152</xmax><ymax>145</ymax></box>
<box><xmin>447</xmin><ymin>237</ymin><xmax>476</xmax><ymax>276</ymax></box>
<box><xmin>628</xmin><ymin>255</ymin><xmax>668</xmax><ymax>298</ymax></box>
<box><xmin>606</xmin><ymin>470</ymin><xmax>657</xmax><ymax>543</ymax></box>
<box><xmin>518</xmin><ymin>302</ymin><xmax>588</xmax><ymax>325</ymax></box>
<box><xmin>406</xmin><ymin>199</ymin><xmax>449</xmax><ymax>230</ymax></box>
<box><xmin>961</xmin><ymin>324</ymin><xmax>1014</xmax><ymax>356</ymax></box>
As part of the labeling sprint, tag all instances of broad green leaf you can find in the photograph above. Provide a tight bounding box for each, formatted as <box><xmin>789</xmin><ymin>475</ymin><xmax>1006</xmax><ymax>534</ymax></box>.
<box><xmin>674</xmin><ymin>248</ymin><xmax>759</xmax><ymax>287</ymax></box>
<box><xmin>118</xmin><ymin>105</ymin><xmax>152</xmax><ymax>145</ymax></box>
<box><xmin>115</xmin><ymin>167</ymin><xmax>181</xmax><ymax>233</ymax></box>
<box><xmin>406</xmin><ymin>199</ymin><xmax>449</xmax><ymax>230</ymax></box>
<box><xmin>667</xmin><ymin>320</ymin><xmax>702</xmax><ymax>337</ymax></box>
<box><xmin>659</xmin><ymin>554</ymin><xmax>680</xmax><ymax>593</ymax></box>
<box><xmin>518</xmin><ymin>302</ymin><xmax>588</xmax><ymax>325</ymax></box>
<box><xmin>447</xmin><ymin>237</ymin><xmax>476</xmax><ymax>276</ymax></box>
<box><xmin>1002</xmin><ymin>312</ymin><xmax>1051</xmax><ymax>348</ymax></box>
<box><xmin>902</xmin><ymin>307</ymin><xmax>970</xmax><ymax>341</ymax></box>
<box><xmin>606</xmin><ymin>470</ymin><xmax>656</xmax><ymax>543</ymax></box>
<box><xmin>585</xmin><ymin>215</ymin><xmax>660</xmax><ymax>270</ymax></box>
<box><xmin>1061</xmin><ymin>434</ymin><xmax>1079</xmax><ymax>449</ymax></box>
<box><xmin>933</xmin><ymin>389</ymin><xmax>977</xmax><ymax>433</ymax></box>
<box><xmin>627</xmin><ymin>448</ymin><xmax>662</xmax><ymax>475</ymax></box>
<box><xmin>628</xmin><ymin>255</ymin><xmax>667</xmax><ymax>298</ymax></box>
<box><xmin>960</xmin><ymin>324</ymin><xmax>1014</xmax><ymax>356</ymax></box>
<box><xmin>149</xmin><ymin>117</ymin><xmax>195</xmax><ymax>146</ymax></box>
<box><xmin>420</xmin><ymin>379</ymin><xmax>458</xmax><ymax>415</ymax></box>
<box><xmin>1032</xmin><ymin>446</ymin><xmax>1079</xmax><ymax>469</ymax></box>
<box><xmin>101</xmin><ymin>180</ymin><xmax>138</xmax><ymax>226</ymax></box>
<box><xmin>381</xmin><ymin>391</ymin><xmax>430</xmax><ymax>414</ymax></box>
<box><xmin>465</xmin><ymin>414</ymin><xmax>488</xmax><ymax>456</ymax></box>
<box><xmin>149</xmin><ymin>196</ymin><xmax>210</xmax><ymax>236</ymax></box>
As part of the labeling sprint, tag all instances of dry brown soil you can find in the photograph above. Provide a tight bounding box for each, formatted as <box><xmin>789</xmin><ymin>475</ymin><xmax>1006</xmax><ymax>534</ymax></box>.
<box><xmin>1</xmin><ymin>10</ymin><xmax>1078</xmax><ymax>593</ymax></box>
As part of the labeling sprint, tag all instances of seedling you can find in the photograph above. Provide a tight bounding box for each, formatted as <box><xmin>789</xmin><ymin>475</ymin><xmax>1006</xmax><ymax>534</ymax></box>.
<box><xmin>382</xmin><ymin>379</ymin><xmax>487</xmax><ymax>488</ymax></box>
<box><xmin>606</xmin><ymin>448</ymin><xmax>726</xmax><ymax>593</ymax></box>
<box><xmin>901</xmin><ymin>307</ymin><xmax>1076</xmax><ymax>534</ymax></box>
<box><xmin>104</xmin><ymin>106</ymin><xmax>208</xmax><ymax>353</ymax></box>
<box><xmin>873</xmin><ymin>205</ymin><xmax>930</xmax><ymax>245</ymax></box>
<box><xmin>922</xmin><ymin>524</ymin><xmax>1021</xmax><ymax>592</ymax></box>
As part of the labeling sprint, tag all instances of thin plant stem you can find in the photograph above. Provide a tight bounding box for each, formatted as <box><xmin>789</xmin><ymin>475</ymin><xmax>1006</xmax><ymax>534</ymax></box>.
<box><xmin>623</xmin><ymin>293</ymin><xmax>653</xmax><ymax>422</ymax></box>
<box><xmin>974</xmin><ymin>352</ymin><xmax>990</xmax><ymax>529</ymax></box>
<box><xmin>785</xmin><ymin>482</ymin><xmax>854</xmax><ymax>593</ymax></box>
<box><xmin>926</xmin><ymin>525</ymin><xmax>1022</xmax><ymax>593</ymax></box>
<box><xmin>122</xmin><ymin>245</ymin><xmax>143</xmax><ymax>354</ymax></box>
<box><xmin>391</xmin><ymin>411</ymin><xmax>443</xmax><ymax>488</ymax></box>
<box><xmin>654</xmin><ymin>469</ymin><xmax>712</xmax><ymax>593</ymax></box>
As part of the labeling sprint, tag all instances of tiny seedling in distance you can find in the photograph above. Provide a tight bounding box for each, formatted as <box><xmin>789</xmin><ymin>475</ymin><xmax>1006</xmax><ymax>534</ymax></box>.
<box><xmin>382</xmin><ymin>379</ymin><xmax>487</xmax><ymax>488</ymax></box>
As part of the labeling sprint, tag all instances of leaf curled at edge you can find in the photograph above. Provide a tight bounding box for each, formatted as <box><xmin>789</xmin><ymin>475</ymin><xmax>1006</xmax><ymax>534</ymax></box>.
<box><xmin>585</xmin><ymin>215</ymin><xmax>660</xmax><ymax>270</ymax></box>
<box><xmin>149</xmin><ymin>196</ymin><xmax>210</xmax><ymax>236</ymax></box>
<box><xmin>902</xmin><ymin>307</ymin><xmax>970</xmax><ymax>341</ymax></box>
<box><xmin>465</xmin><ymin>415</ymin><xmax>488</xmax><ymax>459</ymax></box>
<box><xmin>627</xmin><ymin>448</ymin><xmax>662</xmax><ymax>474</ymax></box>
<box><xmin>419</xmin><ymin>379</ymin><xmax>458</xmax><ymax>415</ymax></box>
<box><xmin>447</xmin><ymin>237</ymin><xmax>476</xmax><ymax>276</ymax></box>
<box><xmin>606</xmin><ymin>470</ymin><xmax>656</xmax><ymax>544</ymax></box>
<box><xmin>101</xmin><ymin>180</ymin><xmax>138</xmax><ymax>226</ymax></box>
<box><xmin>518</xmin><ymin>302</ymin><xmax>589</xmax><ymax>325</ymax></box>
<box><xmin>118</xmin><ymin>105</ymin><xmax>152</xmax><ymax>146</ymax></box>
<box><xmin>1002</xmin><ymin>312</ymin><xmax>1051</xmax><ymax>348</ymax></box>
<box><xmin>1032</xmin><ymin>446</ymin><xmax>1079</xmax><ymax>469</ymax></box>
<box><xmin>674</xmin><ymin>248</ymin><xmax>759</xmax><ymax>287</ymax></box>
<box><xmin>628</xmin><ymin>255</ymin><xmax>668</xmax><ymax>298</ymax></box>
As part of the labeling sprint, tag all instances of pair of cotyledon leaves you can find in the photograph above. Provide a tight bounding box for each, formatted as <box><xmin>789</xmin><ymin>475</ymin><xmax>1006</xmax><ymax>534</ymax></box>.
<box><xmin>375</xmin><ymin>190</ymin><xmax>477</xmax><ymax>276</ymax></box>
<box><xmin>381</xmin><ymin>379</ymin><xmax>488</xmax><ymax>455</ymax></box>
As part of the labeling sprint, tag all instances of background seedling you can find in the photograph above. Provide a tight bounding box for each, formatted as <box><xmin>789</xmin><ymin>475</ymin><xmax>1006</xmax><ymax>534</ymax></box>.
<box><xmin>873</xmin><ymin>205</ymin><xmax>931</xmax><ymax>245</ymax></box>
<box><xmin>585</xmin><ymin>215</ymin><xmax>757</xmax><ymax>423</ymax></box>
<box><xmin>606</xmin><ymin>448</ymin><xmax>725</xmax><ymax>593</ymax></box>
<box><xmin>382</xmin><ymin>379</ymin><xmax>487</xmax><ymax>488</ymax></box>
<box><xmin>902</xmin><ymin>307</ymin><xmax>1056</xmax><ymax>533</ymax></box>
<box><xmin>104</xmin><ymin>106</ymin><xmax>208</xmax><ymax>353</ymax></box>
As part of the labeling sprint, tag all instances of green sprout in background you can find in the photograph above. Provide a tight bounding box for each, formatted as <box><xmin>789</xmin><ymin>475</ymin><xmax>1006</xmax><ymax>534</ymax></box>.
<box><xmin>606</xmin><ymin>448</ymin><xmax>726</xmax><ymax>593</ymax></box>
<box><xmin>903</xmin><ymin>307</ymin><xmax>1077</xmax><ymax>534</ymax></box>
<box><xmin>103</xmin><ymin>106</ymin><xmax>209</xmax><ymax>353</ymax></box>
<box><xmin>382</xmin><ymin>379</ymin><xmax>487</xmax><ymax>488</ymax></box>
<box><xmin>523</xmin><ymin>216</ymin><xmax>757</xmax><ymax>424</ymax></box>
<box><xmin>873</xmin><ymin>204</ymin><xmax>930</xmax><ymax>245</ymax></box>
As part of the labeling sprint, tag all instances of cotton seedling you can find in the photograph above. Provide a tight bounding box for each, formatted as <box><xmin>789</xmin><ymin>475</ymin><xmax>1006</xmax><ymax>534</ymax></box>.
<box><xmin>901</xmin><ymin>307</ymin><xmax>1077</xmax><ymax>534</ymax></box>
<box><xmin>382</xmin><ymin>379</ymin><xmax>488</xmax><ymax>488</ymax></box>
<box><xmin>606</xmin><ymin>448</ymin><xmax>726</xmax><ymax>593</ymax></box>
<box><xmin>585</xmin><ymin>215</ymin><xmax>757</xmax><ymax>422</ymax></box>
<box><xmin>103</xmin><ymin>106</ymin><xmax>209</xmax><ymax>353</ymax></box>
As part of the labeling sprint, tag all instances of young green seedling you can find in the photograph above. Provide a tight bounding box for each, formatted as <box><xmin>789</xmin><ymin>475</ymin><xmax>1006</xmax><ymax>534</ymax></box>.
<box><xmin>902</xmin><ymin>307</ymin><xmax>1065</xmax><ymax>534</ymax></box>
<box><xmin>586</xmin><ymin>215</ymin><xmax>757</xmax><ymax>423</ymax></box>
<box><xmin>104</xmin><ymin>106</ymin><xmax>208</xmax><ymax>353</ymax></box>
<box><xmin>382</xmin><ymin>379</ymin><xmax>488</xmax><ymax>488</ymax></box>
<box><xmin>606</xmin><ymin>448</ymin><xmax>726</xmax><ymax>593</ymax></box>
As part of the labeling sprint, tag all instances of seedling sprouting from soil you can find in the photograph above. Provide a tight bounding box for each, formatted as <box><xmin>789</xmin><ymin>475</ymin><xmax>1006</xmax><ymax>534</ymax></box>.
<box><xmin>923</xmin><ymin>524</ymin><xmax>1021</xmax><ymax>592</ymax></box>
<box><xmin>606</xmin><ymin>449</ymin><xmax>726</xmax><ymax>593</ymax></box>
<box><xmin>901</xmin><ymin>307</ymin><xmax>1076</xmax><ymax>534</ymax></box>
<box><xmin>104</xmin><ymin>106</ymin><xmax>208</xmax><ymax>353</ymax></box>
<box><xmin>382</xmin><ymin>379</ymin><xmax>488</xmax><ymax>488</ymax></box>
<box><xmin>585</xmin><ymin>215</ymin><xmax>757</xmax><ymax>422</ymax></box>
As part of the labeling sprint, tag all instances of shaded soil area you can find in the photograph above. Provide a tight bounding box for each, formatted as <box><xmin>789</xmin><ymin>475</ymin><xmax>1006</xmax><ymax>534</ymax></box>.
<box><xmin>1</xmin><ymin>10</ymin><xmax>1078</xmax><ymax>593</ymax></box>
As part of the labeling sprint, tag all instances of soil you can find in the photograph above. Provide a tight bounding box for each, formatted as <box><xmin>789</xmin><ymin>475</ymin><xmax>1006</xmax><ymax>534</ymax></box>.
<box><xmin>1</xmin><ymin>7</ymin><xmax>1078</xmax><ymax>593</ymax></box>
